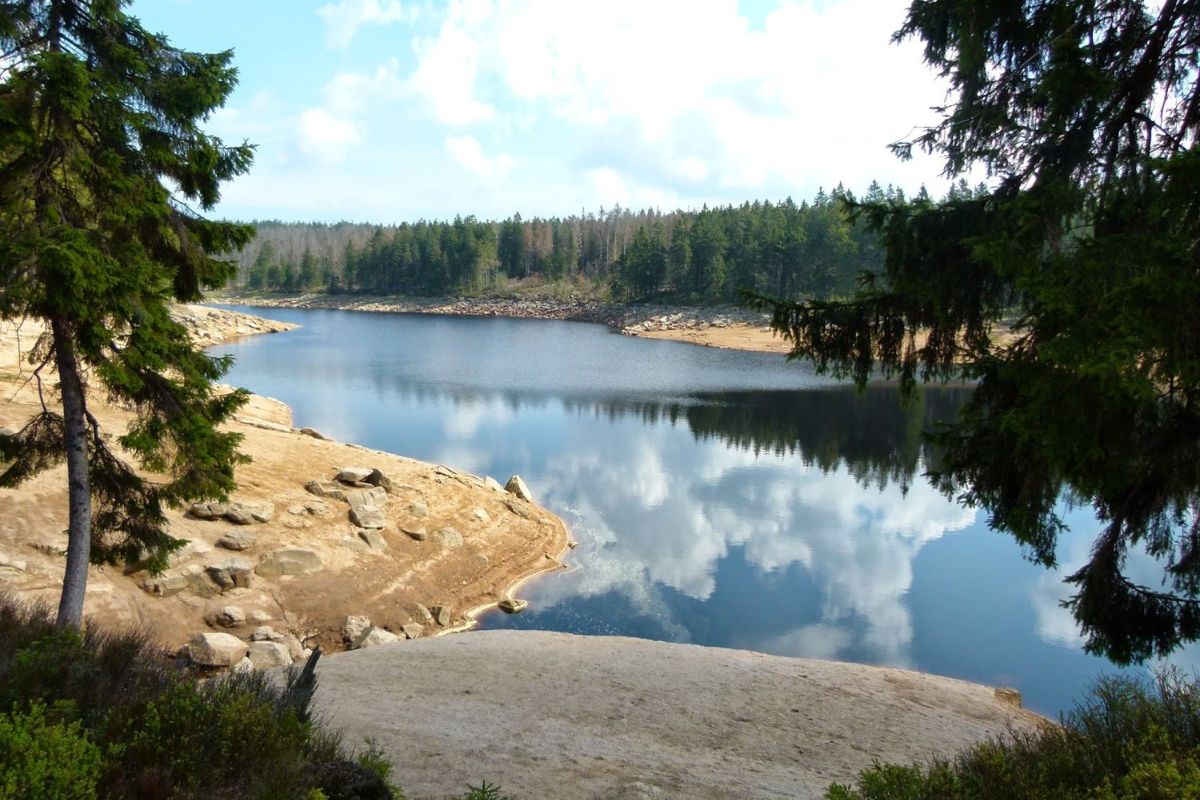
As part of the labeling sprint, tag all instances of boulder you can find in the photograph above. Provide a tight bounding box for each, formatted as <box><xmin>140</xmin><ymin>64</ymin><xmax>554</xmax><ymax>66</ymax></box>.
<box><xmin>350</xmin><ymin>507</ymin><xmax>386</xmax><ymax>529</ymax></box>
<box><xmin>217</xmin><ymin>530</ymin><xmax>257</xmax><ymax>551</ymax></box>
<box><xmin>505</xmin><ymin>475</ymin><xmax>533</xmax><ymax>502</ymax></box>
<box><xmin>406</xmin><ymin>500</ymin><xmax>429</xmax><ymax>518</ymax></box>
<box><xmin>231</xmin><ymin>657</ymin><xmax>254</xmax><ymax>675</ymax></box>
<box><xmin>250</xmin><ymin>625</ymin><xmax>278</xmax><ymax>642</ymax></box>
<box><xmin>506</xmin><ymin>499</ymin><xmax>536</xmax><ymax>520</ymax></box>
<box><xmin>306</xmin><ymin>480</ymin><xmax>347</xmax><ymax>501</ymax></box>
<box><xmin>188</xmin><ymin>632</ymin><xmax>248</xmax><ymax>667</ymax></box>
<box><xmin>472</xmin><ymin>507</ymin><xmax>490</xmax><ymax>523</ymax></box>
<box><xmin>414</xmin><ymin>603</ymin><xmax>433</xmax><ymax>623</ymax></box>
<box><xmin>430</xmin><ymin>605</ymin><xmax>451</xmax><ymax>627</ymax></box>
<box><xmin>225</xmin><ymin>500</ymin><xmax>274</xmax><ymax>525</ymax></box>
<box><xmin>357</xmin><ymin>627</ymin><xmax>401</xmax><ymax>649</ymax></box>
<box><xmin>255</xmin><ymin>549</ymin><xmax>322</xmax><ymax>577</ymax></box>
<box><xmin>402</xmin><ymin>526</ymin><xmax>427</xmax><ymax>542</ymax></box>
<box><xmin>211</xmin><ymin>605</ymin><xmax>246</xmax><ymax>628</ymax></box>
<box><xmin>363</xmin><ymin>469</ymin><xmax>395</xmax><ymax>493</ymax></box>
<box><xmin>248</xmin><ymin>609</ymin><xmax>272</xmax><ymax>624</ymax></box>
<box><xmin>188</xmin><ymin>501</ymin><xmax>229</xmax><ymax>521</ymax></box>
<box><xmin>336</xmin><ymin>467</ymin><xmax>374</xmax><ymax>484</ymax></box>
<box><xmin>279</xmin><ymin>632</ymin><xmax>307</xmax><ymax>662</ymax></box>
<box><xmin>298</xmin><ymin>427</ymin><xmax>327</xmax><ymax>440</ymax></box>
<box><xmin>434</xmin><ymin>527</ymin><xmax>463</xmax><ymax>548</ymax></box>
<box><xmin>247</xmin><ymin>641</ymin><xmax>293</xmax><ymax>669</ymax></box>
<box><xmin>305</xmin><ymin>500</ymin><xmax>331</xmax><ymax>516</ymax></box>
<box><xmin>345</xmin><ymin>486</ymin><xmax>388</xmax><ymax>511</ymax></box>
<box><xmin>358</xmin><ymin>529</ymin><xmax>387</xmax><ymax>551</ymax></box>
<box><xmin>401</xmin><ymin>623</ymin><xmax>424</xmax><ymax>640</ymax></box>
<box><xmin>142</xmin><ymin>564</ymin><xmax>219</xmax><ymax>598</ymax></box>
<box><xmin>205</xmin><ymin>557</ymin><xmax>254</xmax><ymax>590</ymax></box>
<box><xmin>342</xmin><ymin>615</ymin><xmax>372</xmax><ymax>646</ymax></box>
<box><xmin>498</xmin><ymin>598</ymin><xmax>529</xmax><ymax>614</ymax></box>
<box><xmin>483</xmin><ymin>476</ymin><xmax>505</xmax><ymax>493</ymax></box>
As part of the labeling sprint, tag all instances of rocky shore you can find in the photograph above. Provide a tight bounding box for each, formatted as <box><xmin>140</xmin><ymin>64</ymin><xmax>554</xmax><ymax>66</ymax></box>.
<box><xmin>0</xmin><ymin>306</ymin><xmax>569</xmax><ymax>671</ymax></box>
<box><xmin>209</xmin><ymin>291</ymin><xmax>788</xmax><ymax>353</ymax></box>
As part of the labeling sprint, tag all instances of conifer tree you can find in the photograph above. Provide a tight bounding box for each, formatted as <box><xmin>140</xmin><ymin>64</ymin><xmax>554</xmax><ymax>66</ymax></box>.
<box><xmin>0</xmin><ymin>0</ymin><xmax>254</xmax><ymax>628</ymax></box>
<box><xmin>752</xmin><ymin>0</ymin><xmax>1200</xmax><ymax>662</ymax></box>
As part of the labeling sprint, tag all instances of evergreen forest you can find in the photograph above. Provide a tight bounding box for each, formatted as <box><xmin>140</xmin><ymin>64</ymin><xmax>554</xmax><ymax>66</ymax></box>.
<box><xmin>231</xmin><ymin>181</ymin><xmax>986</xmax><ymax>303</ymax></box>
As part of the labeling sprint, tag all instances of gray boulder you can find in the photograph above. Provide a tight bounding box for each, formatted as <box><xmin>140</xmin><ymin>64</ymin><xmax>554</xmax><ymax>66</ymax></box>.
<box><xmin>336</xmin><ymin>467</ymin><xmax>374</xmax><ymax>484</ymax></box>
<box><xmin>406</xmin><ymin>500</ymin><xmax>429</xmax><ymax>518</ymax></box>
<box><xmin>401</xmin><ymin>623</ymin><xmax>424</xmax><ymax>639</ymax></box>
<box><xmin>210</xmin><ymin>605</ymin><xmax>246</xmax><ymax>628</ymax></box>
<box><xmin>225</xmin><ymin>500</ymin><xmax>274</xmax><ymax>525</ymax></box>
<box><xmin>351</xmin><ymin>507</ymin><xmax>386</xmax><ymax>529</ymax></box>
<box><xmin>358</xmin><ymin>529</ymin><xmax>387</xmax><ymax>550</ymax></box>
<box><xmin>188</xmin><ymin>632</ymin><xmax>248</xmax><ymax>667</ymax></box>
<box><xmin>255</xmin><ymin>549</ymin><xmax>322</xmax><ymax>577</ymax></box>
<box><xmin>205</xmin><ymin>557</ymin><xmax>254</xmax><ymax>591</ymax></box>
<box><xmin>505</xmin><ymin>475</ymin><xmax>533</xmax><ymax>502</ymax></box>
<box><xmin>217</xmin><ymin>530</ymin><xmax>257</xmax><ymax>551</ymax></box>
<box><xmin>345</xmin><ymin>486</ymin><xmax>388</xmax><ymax>511</ymax></box>
<box><xmin>357</xmin><ymin>627</ymin><xmax>401</xmax><ymax>648</ymax></box>
<box><xmin>430</xmin><ymin>605</ymin><xmax>451</xmax><ymax>627</ymax></box>
<box><xmin>342</xmin><ymin>615</ymin><xmax>372</xmax><ymax>646</ymax></box>
<box><xmin>363</xmin><ymin>468</ymin><xmax>395</xmax><ymax>492</ymax></box>
<box><xmin>247</xmin><ymin>641</ymin><xmax>293</xmax><ymax>669</ymax></box>
<box><xmin>402</xmin><ymin>526</ymin><xmax>427</xmax><ymax>542</ymax></box>
<box><xmin>483</xmin><ymin>476</ymin><xmax>505</xmax><ymax>493</ymax></box>
<box><xmin>188</xmin><ymin>501</ymin><xmax>229</xmax><ymax>521</ymax></box>
<box><xmin>306</xmin><ymin>480</ymin><xmax>347</xmax><ymax>501</ymax></box>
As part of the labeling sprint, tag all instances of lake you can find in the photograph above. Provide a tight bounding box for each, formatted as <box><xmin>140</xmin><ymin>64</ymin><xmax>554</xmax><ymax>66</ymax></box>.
<box><xmin>211</xmin><ymin>305</ymin><xmax>1197</xmax><ymax>715</ymax></box>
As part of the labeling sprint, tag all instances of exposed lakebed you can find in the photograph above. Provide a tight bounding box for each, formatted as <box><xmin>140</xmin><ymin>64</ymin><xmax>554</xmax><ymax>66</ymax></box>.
<box><xmin>211</xmin><ymin>305</ymin><xmax>1197</xmax><ymax>715</ymax></box>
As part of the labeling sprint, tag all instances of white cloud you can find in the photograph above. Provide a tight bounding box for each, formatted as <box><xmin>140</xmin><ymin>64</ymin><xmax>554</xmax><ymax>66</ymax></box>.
<box><xmin>408</xmin><ymin>13</ymin><xmax>496</xmax><ymax>125</ymax></box>
<box><xmin>297</xmin><ymin>108</ymin><xmax>361</xmax><ymax>162</ymax></box>
<box><xmin>445</xmin><ymin>134</ymin><xmax>514</xmax><ymax>179</ymax></box>
<box><xmin>318</xmin><ymin>0</ymin><xmax>411</xmax><ymax>49</ymax></box>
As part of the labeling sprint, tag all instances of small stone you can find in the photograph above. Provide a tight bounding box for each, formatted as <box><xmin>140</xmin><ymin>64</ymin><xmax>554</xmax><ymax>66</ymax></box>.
<box><xmin>402</xmin><ymin>526</ymin><xmax>427</xmax><ymax>542</ymax></box>
<box><xmin>336</xmin><ymin>467</ymin><xmax>373</xmax><ymax>484</ymax></box>
<box><xmin>434</xmin><ymin>527</ymin><xmax>464</xmax><ymax>548</ymax></box>
<box><xmin>350</xmin><ymin>507</ymin><xmax>386</xmax><ymax>529</ymax></box>
<box><xmin>473</xmin><ymin>507</ymin><xmax>490</xmax><ymax>523</ymax></box>
<box><xmin>401</xmin><ymin>623</ymin><xmax>424</xmax><ymax>639</ymax></box>
<box><xmin>342</xmin><ymin>615</ymin><xmax>372</xmax><ymax>646</ymax></box>
<box><xmin>248</xmin><ymin>609</ymin><xmax>272</xmax><ymax>624</ymax></box>
<box><xmin>305</xmin><ymin>500</ymin><xmax>331</xmax><ymax>516</ymax></box>
<box><xmin>414</xmin><ymin>604</ymin><xmax>433</xmax><ymax>623</ymax></box>
<box><xmin>286</xmin><ymin>504</ymin><xmax>307</xmax><ymax>516</ymax></box>
<box><xmin>505</xmin><ymin>475</ymin><xmax>533</xmax><ymax>502</ymax></box>
<box><xmin>283</xmin><ymin>518</ymin><xmax>312</xmax><ymax>530</ymax></box>
<box><xmin>299</xmin><ymin>427</ymin><xmax>327</xmax><ymax>440</ymax></box>
<box><xmin>247</xmin><ymin>641</ymin><xmax>293</xmax><ymax>668</ymax></box>
<box><xmin>255</xmin><ymin>549</ymin><xmax>322</xmax><ymax>577</ymax></box>
<box><xmin>358</xmin><ymin>627</ymin><xmax>401</xmax><ymax>648</ymax></box>
<box><xmin>217</xmin><ymin>530</ymin><xmax>257</xmax><ymax>551</ymax></box>
<box><xmin>430</xmin><ymin>605</ymin><xmax>451</xmax><ymax>627</ymax></box>
<box><xmin>406</xmin><ymin>500</ymin><xmax>429</xmax><ymax>518</ymax></box>
<box><xmin>188</xmin><ymin>632</ymin><xmax>248</xmax><ymax>667</ymax></box>
<box><xmin>358</xmin><ymin>529</ymin><xmax>387</xmax><ymax>551</ymax></box>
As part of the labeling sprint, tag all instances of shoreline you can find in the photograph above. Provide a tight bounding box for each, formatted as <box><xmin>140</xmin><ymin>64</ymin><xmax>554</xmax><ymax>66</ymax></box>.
<box><xmin>0</xmin><ymin>305</ymin><xmax>570</xmax><ymax>660</ymax></box>
<box><xmin>208</xmin><ymin>290</ymin><xmax>794</xmax><ymax>355</ymax></box>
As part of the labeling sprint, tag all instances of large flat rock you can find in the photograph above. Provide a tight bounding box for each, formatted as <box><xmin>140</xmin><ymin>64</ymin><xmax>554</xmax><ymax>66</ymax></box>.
<box><xmin>313</xmin><ymin>630</ymin><xmax>1044</xmax><ymax>800</ymax></box>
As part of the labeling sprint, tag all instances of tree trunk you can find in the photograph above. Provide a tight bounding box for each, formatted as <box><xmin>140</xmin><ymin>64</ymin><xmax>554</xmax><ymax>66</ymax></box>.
<box><xmin>51</xmin><ymin>316</ymin><xmax>92</xmax><ymax>630</ymax></box>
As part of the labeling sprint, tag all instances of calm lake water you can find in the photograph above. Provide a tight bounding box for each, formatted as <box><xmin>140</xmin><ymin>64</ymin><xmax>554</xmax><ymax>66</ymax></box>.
<box><xmin>212</xmin><ymin>305</ymin><xmax>1198</xmax><ymax>715</ymax></box>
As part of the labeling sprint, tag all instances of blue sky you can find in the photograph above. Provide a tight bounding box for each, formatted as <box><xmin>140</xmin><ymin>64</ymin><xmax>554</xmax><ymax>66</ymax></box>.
<box><xmin>130</xmin><ymin>0</ymin><xmax>954</xmax><ymax>224</ymax></box>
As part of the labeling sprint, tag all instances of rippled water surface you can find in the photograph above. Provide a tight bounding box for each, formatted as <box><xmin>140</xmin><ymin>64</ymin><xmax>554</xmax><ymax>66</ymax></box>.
<box><xmin>212</xmin><ymin>306</ymin><xmax>1197</xmax><ymax>714</ymax></box>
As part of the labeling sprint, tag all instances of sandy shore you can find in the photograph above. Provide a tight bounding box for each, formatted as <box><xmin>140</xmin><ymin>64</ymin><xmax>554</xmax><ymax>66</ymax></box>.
<box><xmin>210</xmin><ymin>291</ymin><xmax>793</xmax><ymax>355</ymax></box>
<box><xmin>315</xmin><ymin>630</ymin><xmax>1045</xmax><ymax>800</ymax></box>
<box><xmin>0</xmin><ymin>306</ymin><xmax>568</xmax><ymax>653</ymax></box>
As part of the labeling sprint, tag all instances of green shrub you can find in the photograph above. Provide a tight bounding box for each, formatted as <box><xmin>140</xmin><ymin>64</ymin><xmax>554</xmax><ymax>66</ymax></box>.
<box><xmin>459</xmin><ymin>782</ymin><xmax>511</xmax><ymax>800</ymax></box>
<box><xmin>0</xmin><ymin>594</ymin><xmax>401</xmax><ymax>800</ymax></box>
<box><xmin>0</xmin><ymin>703</ymin><xmax>103</xmax><ymax>800</ymax></box>
<box><xmin>827</xmin><ymin>671</ymin><xmax>1200</xmax><ymax>800</ymax></box>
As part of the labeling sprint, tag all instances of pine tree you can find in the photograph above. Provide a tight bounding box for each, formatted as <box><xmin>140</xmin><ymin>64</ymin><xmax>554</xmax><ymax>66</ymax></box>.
<box><xmin>0</xmin><ymin>0</ymin><xmax>254</xmax><ymax>628</ymax></box>
<box><xmin>752</xmin><ymin>0</ymin><xmax>1200</xmax><ymax>663</ymax></box>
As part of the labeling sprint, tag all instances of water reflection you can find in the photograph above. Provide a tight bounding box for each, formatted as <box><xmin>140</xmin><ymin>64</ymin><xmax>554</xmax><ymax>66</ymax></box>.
<box><xmin>212</xmin><ymin>307</ymin><xmax>1183</xmax><ymax>713</ymax></box>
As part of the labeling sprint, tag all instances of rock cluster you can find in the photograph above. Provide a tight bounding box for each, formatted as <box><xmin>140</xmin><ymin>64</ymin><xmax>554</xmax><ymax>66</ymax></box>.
<box><xmin>340</xmin><ymin>614</ymin><xmax>425</xmax><ymax>650</ymax></box>
<box><xmin>190</xmin><ymin>499</ymin><xmax>275</xmax><ymax>525</ymax></box>
<box><xmin>308</xmin><ymin>466</ymin><xmax>395</xmax><ymax>531</ymax></box>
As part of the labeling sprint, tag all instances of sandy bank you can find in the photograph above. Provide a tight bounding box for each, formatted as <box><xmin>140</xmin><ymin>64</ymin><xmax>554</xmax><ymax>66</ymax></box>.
<box><xmin>0</xmin><ymin>306</ymin><xmax>568</xmax><ymax>655</ymax></box>
<box><xmin>211</xmin><ymin>291</ymin><xmax>793</xmax><ymax>355</ymax></box>
<box><xmin>315</xmin><ymin>630</ymin><xmax>1044</xmax><ymax>800</ymax></box>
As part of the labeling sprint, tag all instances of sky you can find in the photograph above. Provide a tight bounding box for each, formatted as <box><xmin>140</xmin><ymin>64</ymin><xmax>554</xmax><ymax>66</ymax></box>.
<box><xmin>129</xmin><ymin>0</ymin><xmax>956</xmax><ymax>224</ymax></box>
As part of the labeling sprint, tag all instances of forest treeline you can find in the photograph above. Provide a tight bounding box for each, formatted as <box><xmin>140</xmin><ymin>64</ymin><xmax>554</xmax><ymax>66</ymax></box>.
<box><xmin>231</xmin><ymin>181</ymin><xmax>987</xmax><ymax>303</ymax></box>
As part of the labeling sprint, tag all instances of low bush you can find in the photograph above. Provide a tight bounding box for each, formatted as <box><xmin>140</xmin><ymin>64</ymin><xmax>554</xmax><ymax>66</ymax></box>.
<box><xmin>0</xmin><ymin>594</ymin><xmax>402</xmax><ymax>800</ymax></box>
<box><xmin>827</xmin><ymin>670</ymin><xmax>1200</xmax><ymax>799</ymax></box>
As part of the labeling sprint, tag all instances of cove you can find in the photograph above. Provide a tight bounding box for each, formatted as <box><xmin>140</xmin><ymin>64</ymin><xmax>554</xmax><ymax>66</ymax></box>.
<box><xmin>210</xmin><ymin>305</ymin><xmax>1198</xmax><ymax>715</ymax></box>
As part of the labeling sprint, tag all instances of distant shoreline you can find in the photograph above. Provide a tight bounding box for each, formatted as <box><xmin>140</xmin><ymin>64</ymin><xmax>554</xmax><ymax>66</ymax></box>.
<box><xmin>208</xmin><ymin>290</ymin><xmax>793</xmax><ymax>355</ymax></box>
